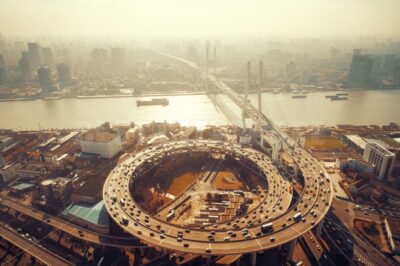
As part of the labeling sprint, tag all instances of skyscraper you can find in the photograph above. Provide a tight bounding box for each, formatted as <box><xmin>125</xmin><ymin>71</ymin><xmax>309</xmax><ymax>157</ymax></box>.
<box><xmin>28</xmin><ymin>42</ymin><xmax>42</xmax><ymax>68</ymax></box>
<box><xmin>18</xmin><ymin>56</ymin><xmax>32</xmax><ymax>83</ymax></box>
<box><xmin>0</xmin><ymin>54</ymin><xmax>5</xmax><ymax>69</ymax></box>
<box><xmin>348</xmin><ymin>49</ymin><xmax>373</xmax><ymax>86</ymax></box>
<box><xmin>92</xmin><ymin>48</ymin><xmax>100</xmax><ymax>62</ymax></box>
<box><xmin>42</xmin><ymin>47</ymin><xmax>54</xmax><ymax>67</ymax></box>
<box><xmin>56</xmin><ymin>63</ymin><xmax>72</xmax><ymax>86</ymax></box>
<box><xmin>38</xmin><ymin>66</ymin><xmax>53</xmax><ymax>93</ymax></box>
<box><xmin>0</xmin><ymin>54</ymin><xmax>7</xmax><ymax>84</ymax></box>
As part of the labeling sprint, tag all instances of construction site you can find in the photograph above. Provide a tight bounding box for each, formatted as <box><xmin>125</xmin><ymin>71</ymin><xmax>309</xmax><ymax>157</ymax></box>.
<box><xmin>130</xmin><ymin>151</ymin><xmax>267</xmax><ymax>227</ymax></box>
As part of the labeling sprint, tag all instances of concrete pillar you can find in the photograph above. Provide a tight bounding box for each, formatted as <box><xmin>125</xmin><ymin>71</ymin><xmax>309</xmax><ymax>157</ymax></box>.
<box><xmin>293</xmin><ymin>164</ymin><xmax>299</xmax><ymax>178</ymax></box>
<box><xmin>258</xmin><ymin>60</ymin><xmax>263</xmax><ymax>112</ymax></box>
<box><xmin>287</xmin><ymin>238</ymin><xmax>297</xmax><ymax>260</ymax></box>
<box><xmin>245</xmin><ymin>61</ymin><xmax>250</xmax><ymax>103</ymax></box>
<box><xmin>242</xmin><ymin>61</ymin><xmax>250</xmax><ymax>130</ymax></box>
<box><xmin>250</xmin><ymin>252</ymin><xmax>257</xmax><ymax>266</ymax></box>
<box><xmin>316</xmin><ymin>219</ymin><xmax>323</xmax><ymax>239</ymax></box>
<box><xmin>242</xmin><ymin>111</ymin><xmax>246</xmax><ymax>130</ymax></box>
<box><xmin>272</xmin><ymin>141</ymin><xmax>281</xmax><ymax>162</ymax></box>
<box><xmin>205</xmin><ymin>44</ymin><xmax>209</xmax><ymax>92</ymax></box>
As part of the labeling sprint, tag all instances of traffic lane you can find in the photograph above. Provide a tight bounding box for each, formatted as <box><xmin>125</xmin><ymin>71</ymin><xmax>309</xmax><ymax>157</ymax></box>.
<box><xmin>104</xmin><ymin>142</ymin><xmax>332</xmax><ymax>254</ymax></box>
<box><xmin>325</xmin><ymin>210</ymin><xmax>395</xmax><ymax>266</ymax></box>
<box><xmin>106</xmin><ymin>178</ymin><xmax>330</xmax><ymax>253</ymax></box>
<box><xmin>108</xmin><ymin>194</ymin><xmax>330</xmax><ymax>255</ymax></box>
<box><xmin>0</xmin><ymin>196</ymin><xmax>142</xmax><ymax>247</ymax></box>
<box><xmin>0</xmin><ymin>223</ymin><xmax>73</xmax><ymax>266</ymax></box>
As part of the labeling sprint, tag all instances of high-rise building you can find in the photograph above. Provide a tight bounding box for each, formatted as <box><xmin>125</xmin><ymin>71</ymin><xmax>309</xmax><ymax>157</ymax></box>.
<box><xmin>21</xmin><ymin>51</ymin><xmax>30</xmax><ymax>60</ymax></box>
<box><xmin>18</xmin><ymin>56</ymin><xmax>32</xmax><ymax>83</ymax></box>
<box><xmin>38</xmin><ymin>66</ymin><xmax>54</xmax><ymax>93</ymax></box>
<box><xmin>0</xmin><ymin>54</ymin><xmax>5</xmax><ymax>69</ymax></box>
<box><xmin>0</xmin><ymin>68</ymin><xmax>7</xmax><ymax>85</ymax></box>
<box><xmin>28</xmin><ymin>42</ymin><xmax>42</xmax><ymax>68</ymax></box>
<box><xmin>348</xmin><ymin>49</ymin><xmax>374</xmax><ymax>85</ymax></box>
<box><xmin>284</xmin><ymin>62</ymin><xmax>297</xmax><ymax>82</ymax></box>
<box><xmin>56</xmin><ymin>63</ymin><xmax>71</xmax><ymax>86</ymax></box>
<box><xmin>362</xmin><ymin>142</ymin><xmax>395</xmax><ymax>181</ymax></box>
<box><xmin>369</xmin><ymin>55</ymin><xmax>383</xmax><ymax>84</ymax></box>
<box><xmin>42</xmin><ymin>47</ymin><xmax>54</xmax><ymax>67</ymax></box>
<box><xmin>383</xmin><ymin>54</ymin><xmax>396</xmax><ymax>74</ymax></box>
<box><xmin>0</xmin><ymin>55</ymin><xmax>7</xmax><ymax>84</ymax></box>
<box><xmin>395</xmin><ymin>64</ymin><xmax>400</xmax><ymax>86</ymax></box>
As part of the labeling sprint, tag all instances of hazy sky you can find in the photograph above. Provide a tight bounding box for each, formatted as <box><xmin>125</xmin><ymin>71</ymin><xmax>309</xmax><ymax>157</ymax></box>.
<box><xmin>0</xmin><ymin>0</ymin><xmax>399</xmax><ymax>39</ymax></box>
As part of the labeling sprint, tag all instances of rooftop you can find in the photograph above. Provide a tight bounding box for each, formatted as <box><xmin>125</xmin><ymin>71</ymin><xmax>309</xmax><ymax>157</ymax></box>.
<box><xmin>10</xmin><ymin>183</ymin><xmax>35</xmax><ymax>191</ymax></box>
<box><xmin>0</xmin><ymin>136</ymin><xmax>13</xmax><ymax>143</ymax></box>
<box><xmin>345</xmin><ymin>135</ymin><xmax>368</xmax><ymax>149</ymax></box>
<box><xmin>73</xmin><ymin>176</ymin><xmax>104</xmax><ymax>198</ymax></box>
<box><xmin>81</xmin><ymin>128</ymin><xmax>119</xmax><ymax>143</ymax></box>
<box><xmin>62</xmin><ymin>201</ymin><xmax>109</xmax><ymax>227</ymax></box>
<box><xmin>20</xmin><ymin>163</ymin><xmax>45</xmax><ymax>172</ymax></box>
<box><xmin>147</xmin><ymin>134</ymin><xmax>169</xmax><ymax>145</ymax></box>
<box><xmin>2</xmin><ymin>163</ymin><xmax>19</xmax><ymax>171</ymax></box>
<box><xmin>41</xmin><ymin>177</ymin><xmax>71</xmax><ymax>187</ymax></box>
<box><xmin>367</xmin><ymin>142</ymin><xmax>395</xmax><ymax>157</ymax></box>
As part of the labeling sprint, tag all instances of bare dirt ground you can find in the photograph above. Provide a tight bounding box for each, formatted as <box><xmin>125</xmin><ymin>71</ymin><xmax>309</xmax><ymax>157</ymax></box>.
<box><xmin>213</xmin><ymin>170</ymin><xmax>244</xmax><ymax>190</ymax></box>
<box><xmin>167</xmin><ymin>172</ymin><xmax>199</xmax><ymax>196</ymax></box>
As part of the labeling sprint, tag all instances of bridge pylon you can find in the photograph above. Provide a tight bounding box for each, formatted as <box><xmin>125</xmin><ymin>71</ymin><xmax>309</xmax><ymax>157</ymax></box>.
<box><xmin>242</xmin><ymin>61</ymin><xmax>251</xmax><ymax>129</ymax></box>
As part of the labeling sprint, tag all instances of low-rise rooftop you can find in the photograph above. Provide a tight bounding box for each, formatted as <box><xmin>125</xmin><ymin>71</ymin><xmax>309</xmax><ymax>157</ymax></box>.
<box><xmin>81</xmin><ymin>128</ymin><xmax>119</xmax><ymax>143</ymax></box>
<box><xmin>62</xmin><ymin>200</ymin><xmax>109</xmax><ymax>228</ymax></box>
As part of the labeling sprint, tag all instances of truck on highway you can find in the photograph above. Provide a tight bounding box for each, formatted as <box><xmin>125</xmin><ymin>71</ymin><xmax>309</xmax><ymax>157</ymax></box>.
<box><xmin>121</xmin><ymin>216</ymin><xmax>129</xmax><ymax>225</ymax></box>
<box><xmin>119</xmin><ymin>198</ymin><xmax>125</xmax><ymax>206</ymax></box>
<box><xmin>233</xmin><ymin>190</ymin><xmax>244</xmax><ymax>196</ymax></box>
<box><xmin>166</xmin><ymin>211</ymin><xmax>175</xmax><ymax>221</ymax></box>
<box><xmin>293</xmin><ymin>212</ymin><xmax>302</xmax><ymax>222</ymax></box>
<box><xmin>261</xmin><ymin>222</ymin><xmax>274</xmax><ymax>233</ymax></box>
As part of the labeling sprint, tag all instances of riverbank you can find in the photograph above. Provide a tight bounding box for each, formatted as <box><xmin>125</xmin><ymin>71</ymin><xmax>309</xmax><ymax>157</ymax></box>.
<box><xmin>1</xmin><ymin>87</ymin><xmax>400</xmax><ymax>103</ymax></box>
<box><xmin>0</xmin><ymin>91</ymin><xmax>207</xmax><ymax>103</ymax></box>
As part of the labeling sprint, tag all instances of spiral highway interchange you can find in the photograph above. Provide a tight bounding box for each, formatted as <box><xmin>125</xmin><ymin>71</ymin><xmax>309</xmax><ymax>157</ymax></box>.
<box><xmin>103</xmin><ymin>139</ymin><xmax>333</xmax><ymax>255</ymax></box>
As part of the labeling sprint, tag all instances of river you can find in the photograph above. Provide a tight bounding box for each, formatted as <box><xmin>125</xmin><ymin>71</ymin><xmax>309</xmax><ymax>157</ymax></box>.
<box><xmin>0</xmin><ymin>90</ymin><xmax>399</xmax><ymax>130</ymax></box>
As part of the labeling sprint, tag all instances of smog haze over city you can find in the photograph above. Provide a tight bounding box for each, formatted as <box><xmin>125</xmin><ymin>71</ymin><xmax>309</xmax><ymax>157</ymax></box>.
<box><xmin>0</xmin><ymin>1</ymin><xmax>400</xmax><ymax>266</ymax></box>
<box><xmin>0</xmin><ymin>0</ymin><xmax>399</xmax><ymax>39</ymax></box>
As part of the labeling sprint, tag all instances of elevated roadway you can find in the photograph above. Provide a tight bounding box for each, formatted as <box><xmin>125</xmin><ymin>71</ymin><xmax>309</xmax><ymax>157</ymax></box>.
<box><xmin>0</xmin><ymin>196</ymin><xmax>146</xmax><ymax>248</ymax></box>
<box><xmin>103</xmin><ymin>139</ymin><xmax>332</xmax><ymax>255</ymax></box>
<box><xmin>0</xmin><ymin>222</ymin><xmax>73</xmax><ymax>266</ymax></box>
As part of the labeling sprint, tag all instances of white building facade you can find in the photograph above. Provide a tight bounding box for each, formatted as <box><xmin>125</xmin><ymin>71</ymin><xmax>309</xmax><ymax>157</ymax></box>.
<box><xmin>80</xmin><ymin>133</ymin><xmax>121</xmax><ymax>158</ymax></box>
<box><xmin>363</xmin><ymin>143</ymin><xmax>395</xmax><ymax>181</ymax></box>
